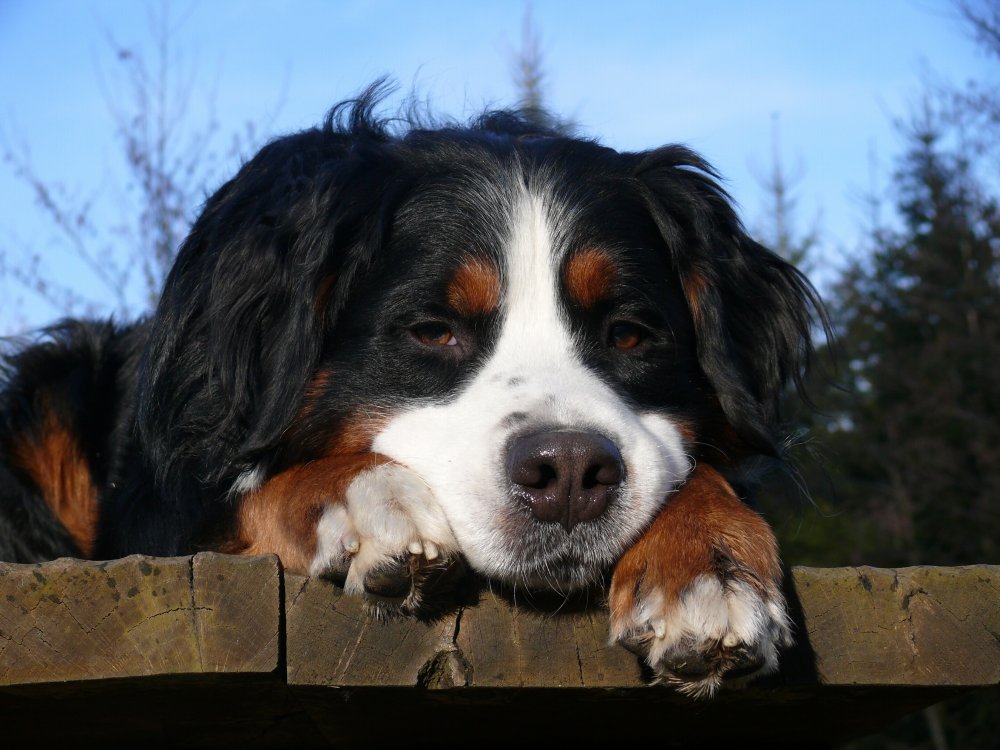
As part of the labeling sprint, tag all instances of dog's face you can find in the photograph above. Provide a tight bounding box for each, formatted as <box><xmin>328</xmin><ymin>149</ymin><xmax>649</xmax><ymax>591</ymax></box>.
<box><xmin>142</xmin><ymin>108</ymin><xmax>815</xmax><ymax>591</ymax></box>
<box><xmin>350</xmin><ymin>163</ymin><xmax>696</xmax><ymax>588</ymax></box>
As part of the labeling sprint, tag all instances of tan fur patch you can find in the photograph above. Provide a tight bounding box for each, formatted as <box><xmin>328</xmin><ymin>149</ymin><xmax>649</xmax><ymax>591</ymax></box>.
<box><xmin>13</xmin><ymin>411</ymin><xmax>98</xmax><ymax>557</ymax></box>
<box><xmin>224</xmin><ymin>413</ymin><xmax>389</xmax><ymax>573</ymax></box>
<box><xmin>683</xmin><ymin>268</ymin><xmax>708</xmax><ymax>325</ymax></box>
<box><xmin>672</xmin><ymin>418</ymin><xmax>698</xmax><ymax>446</ymax></box>
<box><xmin>295</xmin><ymin>368</ymin><xmax>334</xmax><ymax>423</ymax></box>
<box><xmin>564</xmin><ymin>248</ymin><xmax>617</xmax><ymax>308</ymax></box>
<box><xmin>447</xmin><ymin>257</ymin><xmax>501</xmax><ymax>317</ymax></box>
<box><xmin>229</xmin><ymin>452</ymin><xmax>391</xmax><ymax>573</ymax></box>
<box><xmin>609</xmin><ymin>464</ymin><xmax>782</xmax><ymax>625</ymax></box>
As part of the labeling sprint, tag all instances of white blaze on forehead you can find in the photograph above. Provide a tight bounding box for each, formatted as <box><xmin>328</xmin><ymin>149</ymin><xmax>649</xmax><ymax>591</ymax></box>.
<box><xmin>500</xmin><ymin>187</ymin><xmax>574</xmax><ymax>359</ymax></box>
<box><xmin>372</xmin><ymin>179</ymin><xmax>689</xmax><ymax>578</ymax></box>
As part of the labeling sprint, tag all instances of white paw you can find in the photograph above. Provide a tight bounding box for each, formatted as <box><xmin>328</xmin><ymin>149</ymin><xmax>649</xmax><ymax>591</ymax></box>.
<box><xmin>309</xmin><ymin>463</ymin><xmax>457</xmax><ymax>598</ymax></box>
<box><xmin>612</xmin><ymin>574</ymin><xmax>792</xmax><ymax>698</ymax></box>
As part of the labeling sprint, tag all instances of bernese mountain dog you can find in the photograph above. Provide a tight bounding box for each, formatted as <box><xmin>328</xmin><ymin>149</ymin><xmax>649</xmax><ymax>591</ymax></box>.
<box><xmin>0</xmin><ymin>86</ymin><xmax>822</xmax><ymax>697</ymax></box>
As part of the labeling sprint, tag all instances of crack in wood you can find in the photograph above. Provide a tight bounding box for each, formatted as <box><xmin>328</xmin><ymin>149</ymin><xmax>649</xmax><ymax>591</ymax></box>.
<box><xmin>188</xmin><ymin>557</ymin><xmax>205</xmax><ymax>671</ymax></box>
<box><xmin>123</xmin><ymin>606</ymin><xmax>214</xmax><ymax>635</ymax></box>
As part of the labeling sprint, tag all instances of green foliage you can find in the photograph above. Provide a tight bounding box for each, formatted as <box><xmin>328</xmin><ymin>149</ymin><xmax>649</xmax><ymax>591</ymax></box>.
<box><xmin>805</xmin><ymin>113</ymin><xmax>1000</xmax><ymax>567</ymax></box>
<box><xmin>763</xmin><ymin>91</ymin><xmax>1000</xmax><ymax>750</ymax></box>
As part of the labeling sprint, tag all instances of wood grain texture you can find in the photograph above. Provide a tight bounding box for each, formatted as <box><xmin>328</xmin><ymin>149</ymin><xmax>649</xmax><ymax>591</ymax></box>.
<box><xmin>454</xmin><ymin>588</ymin><xmax>640</xmax><ymax>687</ymax></box>
<box><xmin>1</xmin><ymin>558</ymin><xmax>998</xmax><ymax>746</ymax></box>
<box><xmin>791</xmin><ymin>565</ymin><xmax>1000</xmax><ymax>686</ymax></box>
<box><xmin>191</xmin><ymin>552</ymin><xmax>282</xmax><ymax>674</ymax></box>
<box><xmin>284</xmin><ymin>573</ymin><xmax>460</xmax><ymax>688</ymax></box>
<box><xmin>0</xmin><ymin>553</ymin><xmax>280</xmax><ymax>685</ymax></box>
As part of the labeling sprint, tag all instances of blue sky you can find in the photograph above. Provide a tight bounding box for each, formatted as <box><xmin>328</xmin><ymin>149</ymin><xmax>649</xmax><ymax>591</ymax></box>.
<box><xmin>0</xmin><ymin>0</ymin><xmax>993</xmax><ymax>333</ymax></box>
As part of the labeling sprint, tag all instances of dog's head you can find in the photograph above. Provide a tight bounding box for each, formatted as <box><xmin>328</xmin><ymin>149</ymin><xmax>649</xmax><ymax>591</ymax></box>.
<box><xmin>139</xmin><ymin>88</ymin><xmax>819</xmax><ymax>587</ymax></box>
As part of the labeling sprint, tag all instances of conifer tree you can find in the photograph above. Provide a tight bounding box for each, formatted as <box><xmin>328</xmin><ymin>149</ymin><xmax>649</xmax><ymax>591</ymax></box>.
<box><xmin>824</xmin><ymin>110</ymin><xmax>1000</xmax><ymax>566</ymax></box>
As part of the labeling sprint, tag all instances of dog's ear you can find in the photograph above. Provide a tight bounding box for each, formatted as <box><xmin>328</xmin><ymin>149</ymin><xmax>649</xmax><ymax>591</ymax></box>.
<box><xmin>632</xmin><ymin>146</ymin><xmax>823</xmax><ymax>456</ymax></box>
<box><xmin>138</xmin><ymin>106</ymin><xmax>392</xmax><ymax>493</ymax></box>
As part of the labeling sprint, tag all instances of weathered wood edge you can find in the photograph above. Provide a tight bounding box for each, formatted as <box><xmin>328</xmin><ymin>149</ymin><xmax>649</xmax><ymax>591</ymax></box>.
<box><xmin>0</xmin><ymin>552</ymin><xmax>282</xmax><ymax>685</ymax></box>
<box><xmin>1</xmin><ymin>556</ymin><xmax>998</xmax><ymax>690</ymax></box>
<box><xmin>790</xmin><ymin>565</ymin><xmax>1000</xmax><ymax>687</ymax></box>
<box><xmin>284</xmin><ymin>564</ymin><xmax>1000</xmax><ymax>690</ymax></box>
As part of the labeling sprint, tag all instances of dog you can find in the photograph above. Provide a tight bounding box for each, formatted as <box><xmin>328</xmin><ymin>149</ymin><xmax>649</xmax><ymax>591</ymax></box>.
<box><xmin>0</xmin><ymin>86</ymin><xmax>821</xmax><ymax>697</ymax></box>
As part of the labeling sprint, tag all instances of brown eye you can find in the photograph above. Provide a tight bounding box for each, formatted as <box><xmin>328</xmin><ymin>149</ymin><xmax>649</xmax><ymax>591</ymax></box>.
<box><xmin>412</xmin><ymin>323</ymin><xmax>459</xmax><ymax>347</ymax></box>
<box><xmin>609</xmin><ymin>322</ymin><xmax>645</xmax><ymax>350</ymax></box>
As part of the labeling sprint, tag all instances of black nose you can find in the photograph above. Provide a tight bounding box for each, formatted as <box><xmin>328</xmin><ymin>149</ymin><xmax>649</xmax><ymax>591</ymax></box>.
<box><xmin>506</xmin><ymin>431</ymin><xmax>623</xmax><ymax>532</ymax></box>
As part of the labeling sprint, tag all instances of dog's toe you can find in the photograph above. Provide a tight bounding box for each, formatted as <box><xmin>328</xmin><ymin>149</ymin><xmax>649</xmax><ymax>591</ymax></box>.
<box><xmin>362</xmin><ymin>555</ymin><xmax>417</xmax><ymax>601</ymax></box>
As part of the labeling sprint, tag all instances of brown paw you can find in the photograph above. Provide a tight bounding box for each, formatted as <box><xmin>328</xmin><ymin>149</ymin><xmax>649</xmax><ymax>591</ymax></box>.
<box><xmin>608</xmin><ymin>464</ymin><xmax>793</xmax><ymax>698</ymax></box>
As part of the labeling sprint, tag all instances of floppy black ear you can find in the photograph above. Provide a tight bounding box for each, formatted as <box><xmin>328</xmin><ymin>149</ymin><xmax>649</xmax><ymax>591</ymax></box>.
<box><xmin>632</xmin><ymin>146</ymin><xmax>823</xmax><ymax>456</ymax></box>
<box><xmin>137</xmin><ymin>102</ymin><xmax>393</xmax><ymax>496</ymax></box>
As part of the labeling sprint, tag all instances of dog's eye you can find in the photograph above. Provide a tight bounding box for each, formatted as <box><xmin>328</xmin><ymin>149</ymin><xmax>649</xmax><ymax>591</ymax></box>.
<box><xmin>609</xmin><ymin>322</ymin><xmax>646</xmax><ymax>350</ymax></box>
<box><xmin>412</xmin><ymin>323</ymin><xmax>459</xmax><ymax>347</ymax></box>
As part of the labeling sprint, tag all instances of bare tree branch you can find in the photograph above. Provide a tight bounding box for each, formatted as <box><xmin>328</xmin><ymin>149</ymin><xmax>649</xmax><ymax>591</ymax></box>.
<box><xmin>1</xmin><ymin>0</ymin><xmax>267</xmax><ymax>330</ymax></box>
<box><xmin>956</xmin><ymin>0</ymin><xmax>1000</xmax><ymax>58</ymax></box>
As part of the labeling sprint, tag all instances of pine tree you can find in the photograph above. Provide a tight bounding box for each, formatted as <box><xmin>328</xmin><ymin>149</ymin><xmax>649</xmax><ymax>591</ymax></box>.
<box><xmin>827</xmin><ymin>111</ymin><xmax>1000</xmax><ymax>566</ymax></box>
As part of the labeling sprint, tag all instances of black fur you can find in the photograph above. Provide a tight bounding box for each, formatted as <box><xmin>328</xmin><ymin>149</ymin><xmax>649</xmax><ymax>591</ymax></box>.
<box><xmin>632</xmin><ymin>146</ymin><xmax>822</xmax><ymax>455</ymax></box>
<box><xmin>0</xmin><ymin>85</ymin><xmax>823</xmax><ymax>564</ymax></box>
<box><xmin>0</xmin><ymin>320</ymin><xmax>142</xmax><ymax>561</ymax></box>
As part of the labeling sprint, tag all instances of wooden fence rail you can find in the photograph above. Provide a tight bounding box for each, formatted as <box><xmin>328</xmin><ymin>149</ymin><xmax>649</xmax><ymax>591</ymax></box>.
<box><xmin>1</xmin><ymin>554</ymin><xmax>997</xmax><ymax>748</ymax></box>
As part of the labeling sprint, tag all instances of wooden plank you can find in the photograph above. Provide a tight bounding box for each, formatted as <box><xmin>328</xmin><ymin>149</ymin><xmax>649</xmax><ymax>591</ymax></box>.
<box><xmin>283</xmin><ymin>565</ymin><xmax>1000</xmax><ymax>691</ymax></box>
<box><xmin>0</xmin><ymin>553</ymin><xmax>281</xmax><ymax>685</ymax></box>
<box><xmin>0</xmin><ymin>555</ymin><xmax>198</xmax><ymax>684</ymax></box>
<box><xmin>284</xmin><ymin>573</ymin><xmax>460</xmax><ymax>688</ymax></box>
<box><xmin>191</xmin><ymin>553</ymin><xmax>282</xmax><ymax>674</ymax></box>
<box><xmin>791</xmin><ymin>565</ymin><xmax>1000</xmax><ymax>686</ymax></box>
<box><xmin>4</xmin><ymin>557</ymin><xmax>997</xmax><ymax>692</ymax></box>
<box><xmin>3</xmin><ymin>556</ymin><xmax>999</xmax><ymax>746</ymax></box>
<box><xmin>454</xmin><ymin>589</ymin><xmax>640</xmax><ymax>687</ymax></box>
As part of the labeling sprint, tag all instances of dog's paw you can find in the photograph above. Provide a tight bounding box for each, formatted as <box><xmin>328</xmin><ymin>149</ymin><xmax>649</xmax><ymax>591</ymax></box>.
<box><xmin>310</xmin><ymin>462</ymin><xmax>459</xmax><ymax>614</ymax></box>
<box><xmin>608</xmin><ymin>463</ymin><xmax>794</xmax><ymax>697</ymax></box>
<box><xmin>609</xmin><ymin>566</ymin><xmax>792</xmax><ymax>698</ymax></box>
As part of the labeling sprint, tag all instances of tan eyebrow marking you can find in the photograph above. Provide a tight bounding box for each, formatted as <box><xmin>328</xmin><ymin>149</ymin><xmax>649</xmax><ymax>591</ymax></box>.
<box><xmin>447</xmin><ymin>256</ymin><xmax>502</xmax><ymax>316</ymax></box>
<box><xmin>564</xmin><ymin>247</ymin><xmax>618</xmax><ymax>308</ymax></box>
